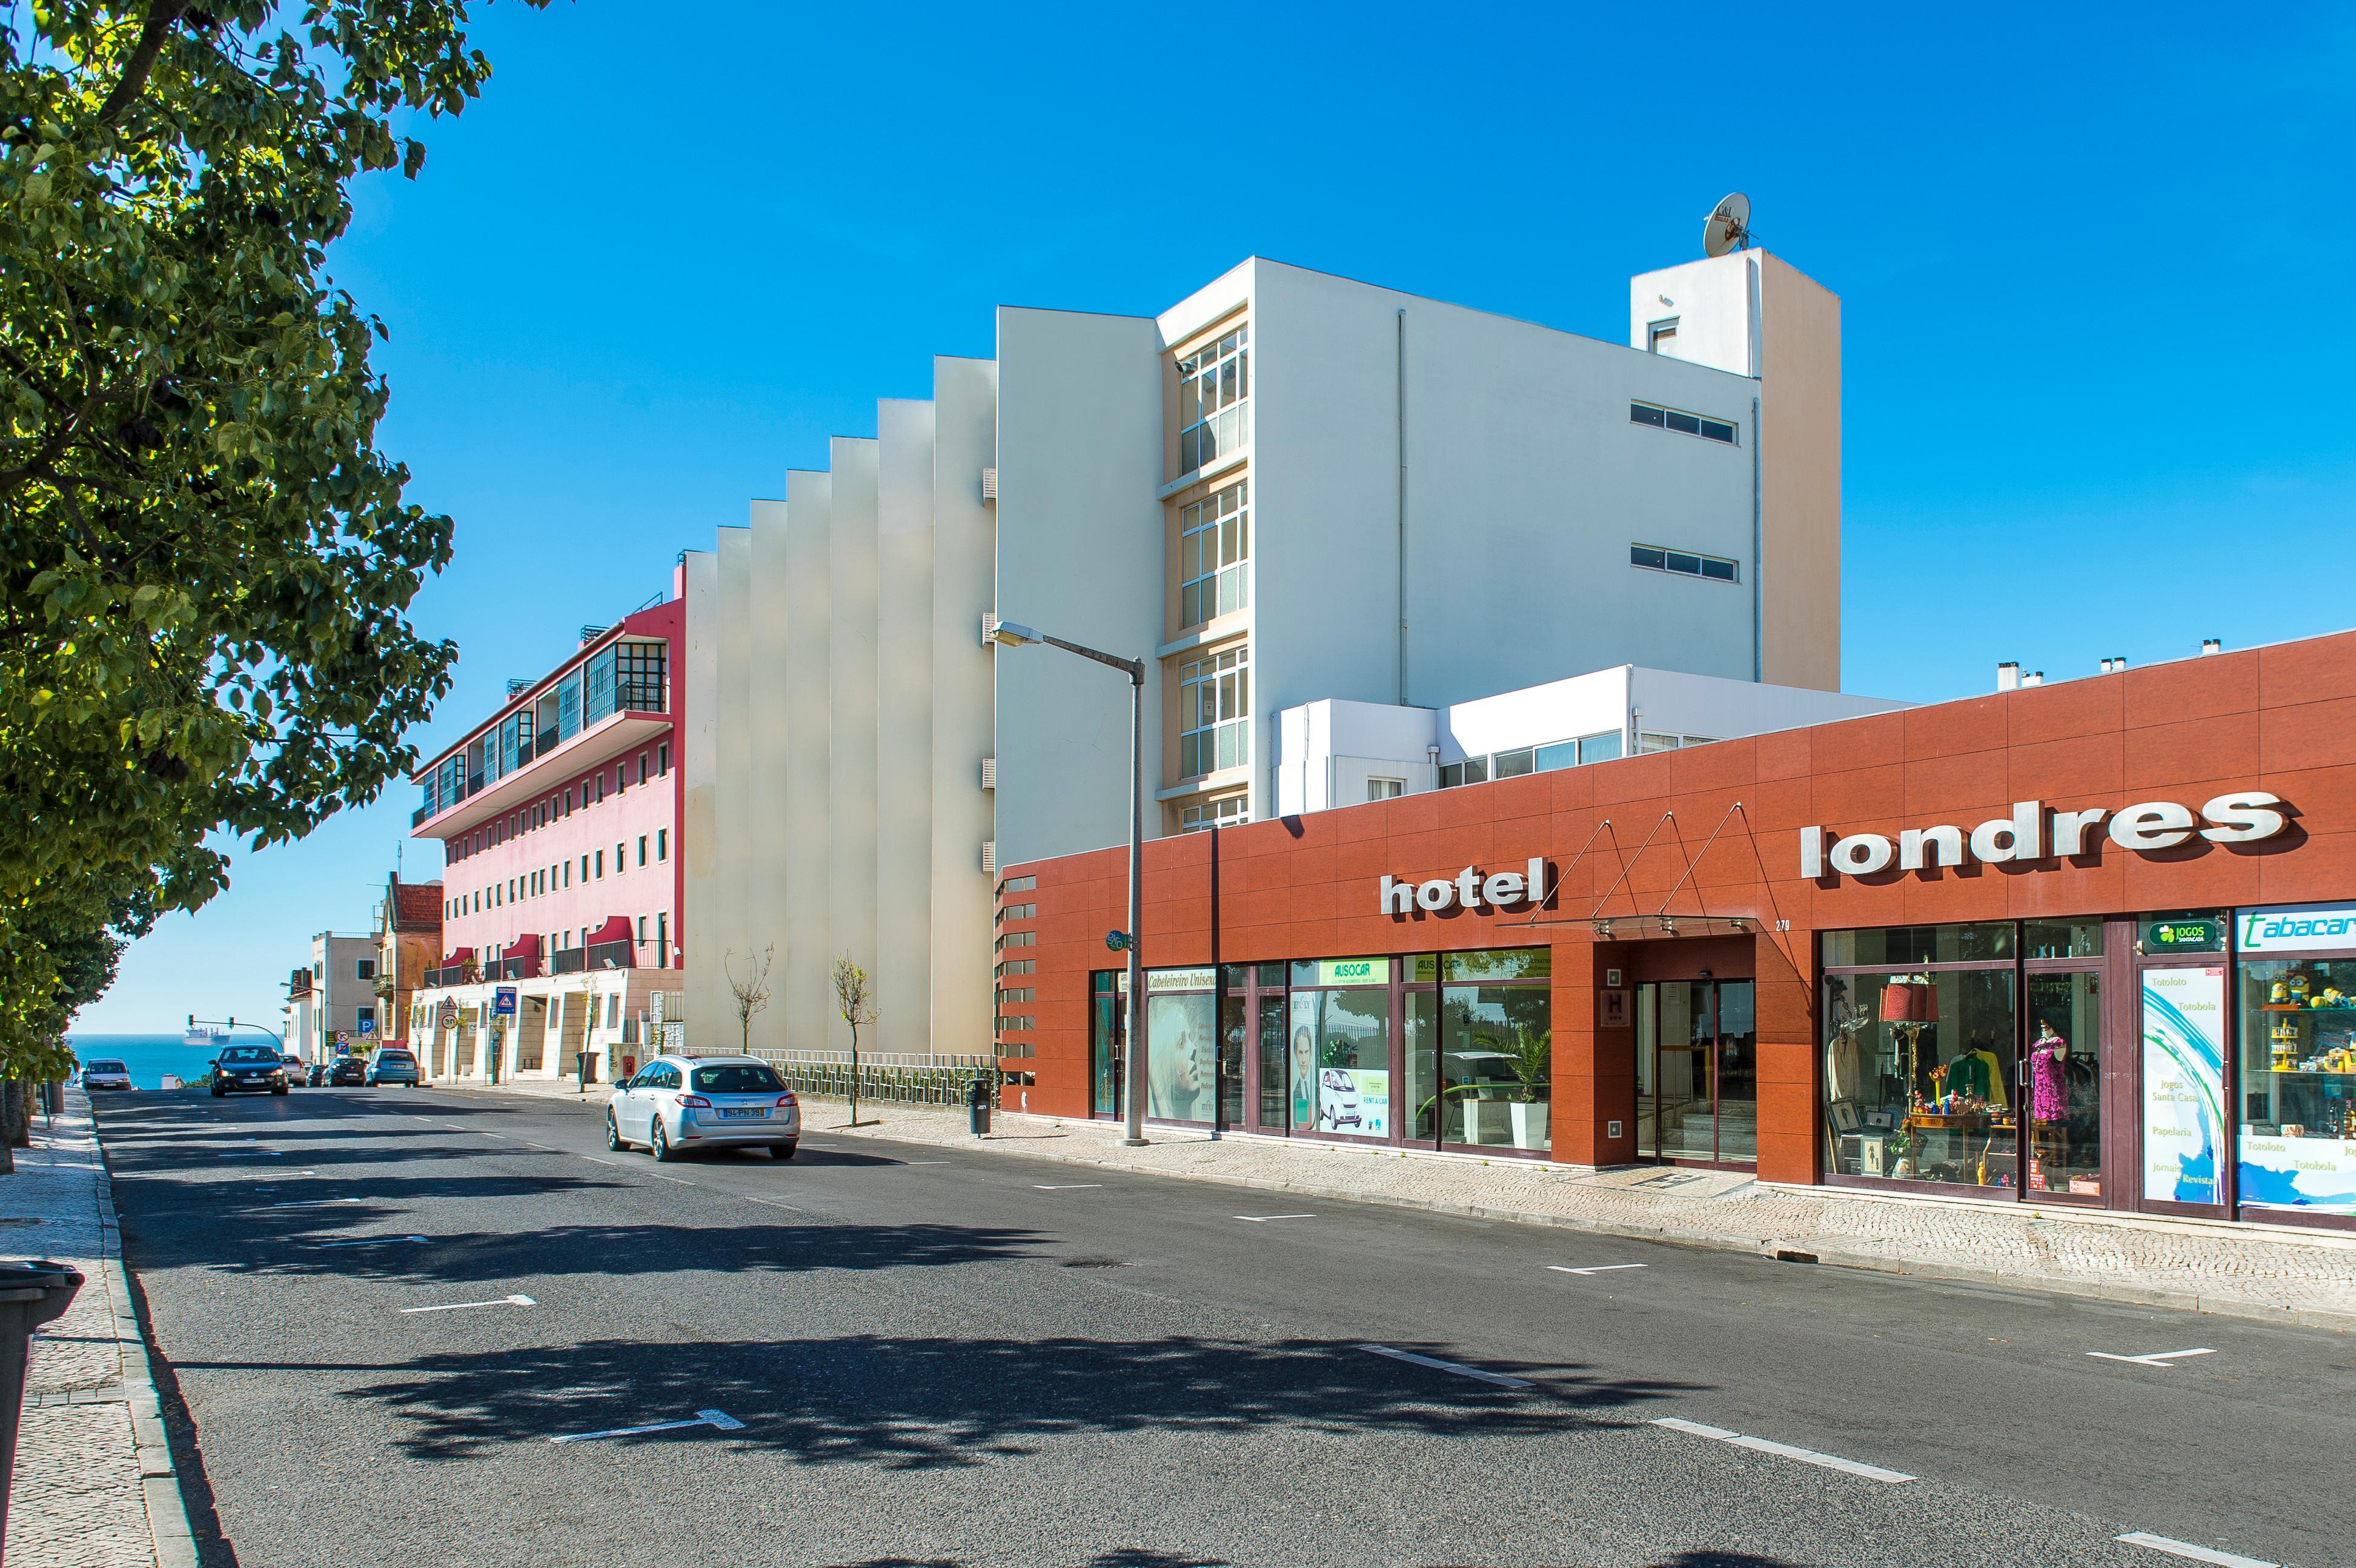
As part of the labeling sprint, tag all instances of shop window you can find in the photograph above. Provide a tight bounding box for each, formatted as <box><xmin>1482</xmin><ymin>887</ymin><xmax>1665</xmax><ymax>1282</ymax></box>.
<box><xmin>1823</xmin><ymin>931</ymin><xmax>2020</xmax><ymax>1191</ymax></box>
<box><xmin>1141</xmin><ymin>968</ymin><xmax>1218</xmax><ymax>1125</ymax></box>
<box><xmin>1288</xmin><ymin>958</ymin><xmax>1392</xmax><ymax>1139</ymax></box>
<box><xmin>1631</xmin><ymin>542</ymin><xmax>1739</xmax><ymax>582</ymax></box>
<box><xmin>2235</xmin><ymin>904</ymin><xmax>2356</xmax><ymax>1215</ymax></box>
<box><xmin>1178</xmin><ymin>646</ymin><xmax>1250</xmax><ymax>778</ymax></box>
<box><xmin>2025</xmin><ymin>920</ymin><xmax>2104</xmax><ymax>960</ymax></box>
<box><xmin>1180</xmin><ymin>479</ymin><xmax>1249</xmax><ymax>629</ymax></box>
<box><xmin>1178</xmin><ymin>325</ymin><xmax>1249</xmax><ymax>473</ymax></box>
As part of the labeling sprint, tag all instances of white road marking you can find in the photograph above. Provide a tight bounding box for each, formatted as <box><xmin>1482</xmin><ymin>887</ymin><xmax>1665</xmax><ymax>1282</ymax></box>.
<box><xmin>2115</xmin><ymin>1532</ymin><xmax>2280</xmax><ymax>1567</ymax></box>
<box><xmin>2088</xmin><ymin>1348</ymin><xmax>2216</xmax><ymax>1369</ymax></box>
<box><xmin>549</xmin><ymin>1408</ymin><xmax>745</xmax><ymax>1444</ymax></box>
<box><xmin>1233</xmin><ymin>1214</ymin><xmax>1316</xmax><ymax>1222</ymax></box>
<box><xmin>1355</xmin><ymin>1343</ymin><xmax>1532</xmax><ymax>1390</ymax></box>
<box><xmin>1651</xmin><ymin>1417</ymin><xmax>1914</xmax><ymax>1483</ymax></box>
<box><xmin>267</xmin><ymin>1200</ymin><xmax>360</xmax><ymax>1209</ymax></box>
<box><xmin>400</xmin><ymin>1294</ymin><xmax>536</xmax><ymax>1314</ymax></box>
<box><xmin>647</xmin><ymin>1172</ymin><xmax>697</xmax><ymax>1186</ymax></box>
<box><xmin>900</xmin><ymin>1160</ymin><xmax>951</xmax><ymax>1165</ymax></box>
<box><xmin>314</xmin><ymin>1235</ymin><xmax>431</xmax><ymax>1249</ymax></box>
<box><xmin>1033</xmin><ymin>1184</ymin><xmax>1102</xmax><ymax>1190</ymax></box>
<box><xmin>219</xmin><ymin>1152</ymin><xmax>282</xmax><ymax>1158</ymax></box>
<box><xmin>742</xmin><ymin>1194</ymin><xmax>806</xmax><ymax>1214</ymax></box>
<box><xmin>1547</xmin><ymin>1263</ymin><xmax>1648</xmax><ymax>1276</ymax></box>
<box><xmin>580</xmin><ymin>1155</ymin><xmax>623</xmax><ymax>1166</ymax></box>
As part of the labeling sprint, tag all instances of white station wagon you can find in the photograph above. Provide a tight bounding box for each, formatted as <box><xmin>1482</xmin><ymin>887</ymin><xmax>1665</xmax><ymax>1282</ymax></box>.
<box><xmin>606</xmin><ymin>1054</ymin><xmax>801</xmax><ymax>1161</ymax></box>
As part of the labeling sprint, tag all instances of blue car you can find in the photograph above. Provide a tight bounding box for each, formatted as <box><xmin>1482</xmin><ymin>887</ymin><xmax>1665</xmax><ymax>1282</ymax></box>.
<box><xmin>365</xmin><ymin>1047</ymin><xmax>420</xmax><ymax>1087</ymax></box>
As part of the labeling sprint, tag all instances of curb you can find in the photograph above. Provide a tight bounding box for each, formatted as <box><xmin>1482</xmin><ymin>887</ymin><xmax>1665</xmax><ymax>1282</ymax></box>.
<box><xmin>84</xmin><ymin>1105</ymin><xmax>201</xmax><ymax>1568</ymax></box>
<box><xmin>815</xmin><ymin>1109</ymin><xmax>2356</xmax><ymax>1335</ymax></box>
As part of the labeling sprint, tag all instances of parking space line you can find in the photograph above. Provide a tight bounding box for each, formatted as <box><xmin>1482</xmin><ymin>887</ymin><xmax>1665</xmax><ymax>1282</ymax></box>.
<box><xmin>2114</xmin><ymin>1532</ymin><xmax>2278</xmax><ymax>1567</ymax></box>
<box><xmin>1356</xmin><ymin>1343</ymin><xmax>1531</xmax><ymax>1390</ymax></box>
<box><xmin>1651</xmin><ymin>1417</ymin><xmax>1913</xmax><ymax>1483</ymax></box>
<box><xmin>1547</xmin><ymin>1263</ymin><xmax>1648</xmax><ymax>1277</ymax></box>
<box><xmin>2088</xmin><ymin>1348</ymin><xmax>2215</xmax><ymax>1369</ymax></box>
<box><xmin>1034</xmin><ymin>1184</ymin><xmax>1102</xmax><ymax>1190</ymax></box>
<box><xmin>1233</xmin><ymin>1214</ymin><xmax>1316</xmax><ymax>1222</ymax></box>
<box><xmin>549</xmin><ymin>1409</ymin><xmax>745</xmax><ymax>1444</ymax></box>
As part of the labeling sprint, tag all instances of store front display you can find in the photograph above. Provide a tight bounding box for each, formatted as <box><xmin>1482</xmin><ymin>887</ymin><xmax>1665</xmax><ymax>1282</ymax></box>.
<box><xmin>1013</xmin><ymin>625</ymin><xmax>2356</xmax><ymax>1231</ymax></box>
<box><xmin>2235</xmin><ymin>902</ymin><xmax>2356</xmax><ymax>1217</ymax></box>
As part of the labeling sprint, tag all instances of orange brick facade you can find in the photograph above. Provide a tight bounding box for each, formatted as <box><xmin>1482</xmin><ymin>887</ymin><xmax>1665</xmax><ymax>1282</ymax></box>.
<box><xmin>1000</xmin><ymin>630</ymin><xmax>2356</xmax><ymax>1195</ymax></box>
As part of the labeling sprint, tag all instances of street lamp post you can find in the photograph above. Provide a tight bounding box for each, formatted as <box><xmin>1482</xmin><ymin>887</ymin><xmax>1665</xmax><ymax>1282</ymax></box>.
<box><xmin>987</xmin><ymin>619</ymin><xmax>1150</xmax><ymax>1146</ymax></box>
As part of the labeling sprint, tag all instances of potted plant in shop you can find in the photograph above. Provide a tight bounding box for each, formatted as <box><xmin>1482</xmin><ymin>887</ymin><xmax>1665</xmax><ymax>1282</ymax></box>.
<box><xmin>1507</xmin><ymin>1024</ymin><xmax>1551</xmax><ymax>1151</ymax></box>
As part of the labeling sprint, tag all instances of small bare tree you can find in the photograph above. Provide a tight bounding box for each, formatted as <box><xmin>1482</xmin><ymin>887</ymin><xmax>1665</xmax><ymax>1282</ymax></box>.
<box><xmin>724</xmin><ymin>945</ymin><xmax>775</xmax><ymax>1059</ymax></box>
<box><xmin>832</xmin><ymin>952</ymin><xmax>875</xmax><ymax>1127</ymax></box>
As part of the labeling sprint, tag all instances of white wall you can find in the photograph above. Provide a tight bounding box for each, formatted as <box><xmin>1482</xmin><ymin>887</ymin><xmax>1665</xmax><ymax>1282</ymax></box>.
<box><xmin>1628</xmin><ymin>253</ymin><xmax>1757</xmax><ymax>376</ymax></box>
<box><xmin>679</xmin><ymin>548</ymin><xmax>723</xmax><ymax>1050</ymax></box>
<box><xmin>781</xmin><ymin>470</ymin><xmax>832</xmax><ymax>1051</ymax></box>
<box><xmin>1442</xmin><ymin>668</ymin><xmax>1631</xmax><ymax>760</ymax></box>
<box><xmin>1247</xmin><ymin>259</ymin><xmax>1767</xmax><ymax>757</ymax></box>
<box><xmin>828</xmin><ymin>439</ymin><xmax>880</xmax><ymax>1052</ymax></box>
<box><xmin>1627</xmin><ymin>665</ymin><xmax>1902</xmax><ymax>742</ymax></box>
<box><xmin>992</xmin><ymin>307</ymin><xmax>1166</xmax><ymax>868</ymax></box>
<box><xmin>875</xmin><ymin>402</ymin><xmax>934</xmax><ymax>1056</ymax></box>
<box><xmin>930</xmin><ymin>357</ymin><xmax>998</xmax><ymax>1055</ymax></box>
<box><xmin>1272</xmin><ymin>699</ymin><xmax>1438</xmax><ymax>816</ymax></box>
<box><xmin>745</xmin><ymin>498</ymin><xmax>791</xmax><ymax>1056</ymax></box>
<box><xmin>714</xmin><ymin>528</ymin><xmax>753</xmax><ymax>1046</ymax></box>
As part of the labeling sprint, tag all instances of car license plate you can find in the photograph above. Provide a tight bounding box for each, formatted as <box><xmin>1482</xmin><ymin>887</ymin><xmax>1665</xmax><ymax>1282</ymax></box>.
<box><xmin>718</xmin><ymin>1108</ymin><xmax>765</xmax><ymax>1120</ymax></box>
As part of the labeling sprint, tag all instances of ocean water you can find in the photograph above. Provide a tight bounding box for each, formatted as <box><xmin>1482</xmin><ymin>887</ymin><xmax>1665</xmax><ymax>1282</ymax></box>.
<box><xmin>68</xmin><ymin>1033</ymin><xmax>251</xmax><ymax>1091</ymax></box>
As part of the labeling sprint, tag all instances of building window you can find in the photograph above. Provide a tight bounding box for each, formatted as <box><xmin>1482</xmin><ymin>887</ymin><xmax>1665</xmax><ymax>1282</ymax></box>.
<box><xmin>637</xmin><ymin>835</ymin><xmax>648</xmax><ymax>867</ymax></box>
<box><xmin>637</xmin><ymin>915</ymin><xmax>648</xmax><ymax>941</ymax></box>
<box><xmin>658</xmin><ymin>742</ymin><xmax>670</xmax><ymax>776</ymax></box>
<box><xmin>1630</xmin><ymin>401</ymin><xmax>1738</xmax><ymax>445</ymax></box>
<box><xmin>1646</xmin><ymin>318</ymin><xmax>1678</xmax><ymax>355</ymax></box>
<box><xmin>1639</xmin><ymin>732</ymin><xmax>1720</xmax><ymax>754</ymax></box>
<box><xmin>1178</xmin><ymin>325</ymin><xmax>1249</xmax><ymax>473</ymax></box>
<box><xmin>1180</xmin><ymin>479</ymin><xmax>1249</xmax><ymax>629</ymax></box>
<box><xmin>1180</xmin><ymin>794</ymin><xmax>1249</xmax><ymax>833</ymax></box>
<box><xmin>657</xmin><ymin>828</ymin><xmax>668</xmax><ymax>862</ymax></box>
<box><xmin>563</xmin><ymin>862</ymin><xmax>571</xmax><ymax>888</ymax></box>
<box><xmin>1367</xmin><ymin>779</ymin><xmax>1404</xmax><ymax>801</ymax></box>
<box><xmin>615</xmin><ymin>841</ymin><xmax>625</xmax><ymax>873</ymax></box>
<box><xmin>595</xmin><ymin>850</ymin><xmax>605</xmax><ymax>879</ymax></box>
<box><xmin>615</xmin><ymin>641</ymin><xmax>667</xmax><ymax>713</ymax></box>
<box><xmin>656</xmin><ymin>912</ymin><xmax>668</xmax><ymax>965</ymax></box>
<box><xmin>581</xmin><ymin>854</ymin><xmax>591</xmax><ymax>882</ymax></box>
<box><xmin>995</xmin><ymin>930</ymin><xmax>1037</xmax><ymax>952</ymax></box>
<box><xmin>997</xmin><ymin>903</ymin><xmax>1037</xmax><ymax>923</ymax></box>
<box><xmin>355</xmin><ymin>957</ymin><xmax>376</xmax><ymax>980</ymax></box>
<box><xmin>639</xmin><ymin>751</ymin><xmax>650</xmax><ymax>782</ymax></box>
<box><xmin>1000</xmin><ymin>988</ymin><xmax>1035</xmax><ymax>1004</ymax></box>
<box><xmin>1179</xmin><ymin>645</ymin><xmax>1250</xmax><ymax>778</ymax></box>
<box><xmin>997</xmin><ymin>958</ymin><xmax>1035</xmax><ymax>977</ymax></box>
<box><xmin>1631</xmin><ymin>543</ymin><xmax>1740</xmax><ymax>582</ymax></box>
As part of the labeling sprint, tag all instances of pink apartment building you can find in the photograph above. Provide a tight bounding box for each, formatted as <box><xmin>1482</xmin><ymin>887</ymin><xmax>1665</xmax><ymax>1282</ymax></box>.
<box><xmin>403</xmin><ymin>591</ymin><xmax>685</xmax><ymax>1085</ymax></box>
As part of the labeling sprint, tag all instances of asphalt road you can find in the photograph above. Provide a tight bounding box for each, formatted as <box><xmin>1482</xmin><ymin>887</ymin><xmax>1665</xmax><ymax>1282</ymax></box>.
<box><xmin>93</xmin><ymin>1085</ymin><xmax>2355</xmax><ymax>1568</ymax></box>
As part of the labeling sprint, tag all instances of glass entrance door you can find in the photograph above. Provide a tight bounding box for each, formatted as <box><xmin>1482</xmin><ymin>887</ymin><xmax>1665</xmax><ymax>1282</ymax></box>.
<box><xmin>2024</xmin><ymin>969</ymin><xmax>2102</xmax><ymax>1200</ymax></box>
<box><xmin>1636</xmin><ymin>979</ymin><xmax>1757</xmax><ymax>1167</ymax></box>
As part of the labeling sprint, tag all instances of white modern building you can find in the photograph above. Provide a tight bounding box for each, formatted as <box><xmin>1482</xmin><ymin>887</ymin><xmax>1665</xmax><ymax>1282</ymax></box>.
<box><xmin>1274</xmin><ymin>665</ymin><xmax>1906</xmax><ymax>816</ymax></box>
<box><xmin>684</xmin><ymin>244</ymin><xmax>1857</xmax><ymax>1068</ymax></box>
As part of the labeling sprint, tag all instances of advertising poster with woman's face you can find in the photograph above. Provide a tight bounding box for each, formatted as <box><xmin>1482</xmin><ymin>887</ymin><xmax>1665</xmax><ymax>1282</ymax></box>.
<box><xmin>1146</xmin><ymin>992</ymin><xmax>1215</xmax><ymax>1124</ymax></box>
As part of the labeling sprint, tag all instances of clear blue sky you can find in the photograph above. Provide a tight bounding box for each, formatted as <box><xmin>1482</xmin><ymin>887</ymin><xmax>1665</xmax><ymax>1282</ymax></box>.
<box><xmin>73</xmin><ymin>1</ymin><xmax>2356</xmax><ymax>1037</ymax></box>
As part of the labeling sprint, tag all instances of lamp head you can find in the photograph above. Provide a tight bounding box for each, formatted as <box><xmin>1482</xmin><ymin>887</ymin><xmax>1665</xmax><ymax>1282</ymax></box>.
<box><xmin>988</xmin><ymin>619</ymin><xmax>1044</xmax><ymax>648</ymax></box>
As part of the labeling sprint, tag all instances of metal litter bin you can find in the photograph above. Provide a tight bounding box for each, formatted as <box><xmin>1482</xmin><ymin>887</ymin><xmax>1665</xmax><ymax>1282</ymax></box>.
<box><xmin>966</xmin><ymin>1074</ymin><xmax>994</xmax><ymax>1137</ymax></box>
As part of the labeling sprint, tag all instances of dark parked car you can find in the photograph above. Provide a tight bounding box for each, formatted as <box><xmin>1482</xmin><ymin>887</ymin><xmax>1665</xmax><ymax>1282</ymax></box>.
<box><xmin>211</xmin><ymin>1044</ymin><xmax>289</xmax><ymax>1097</ymax></box>
<box><xmin>327</xmin><ymin>1057</ymin><xmax>367</xmax><ymax>1087</ymax></box>
<box><xmin>305</xmin><ymin>1061</ymin><xmax>329</xmax><ymax>1086</ymax></box>
<box><xmin>366</xmin><ymin>1048</ymin><xmax>419</xmax><ymax>1087</ymax></box>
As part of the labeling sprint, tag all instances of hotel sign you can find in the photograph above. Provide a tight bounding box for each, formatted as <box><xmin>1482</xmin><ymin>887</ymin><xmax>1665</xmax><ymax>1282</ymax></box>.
<box><xmin>1379</xmin><ymin>858</ymin><xmax>1551</xmax><ymax>915</ymax></box>
<box><xmin>1802</xmin><ymin>792</ymin><xmax>2288</xmax><ymax>880</ymax></box>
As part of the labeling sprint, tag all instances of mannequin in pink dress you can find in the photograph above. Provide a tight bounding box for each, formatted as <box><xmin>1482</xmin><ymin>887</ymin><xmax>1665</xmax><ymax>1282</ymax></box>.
<box><xmin>2030</xmin><ymin>1020</ymin><xmax>2070</xmax><ymax>1189</ymax></box>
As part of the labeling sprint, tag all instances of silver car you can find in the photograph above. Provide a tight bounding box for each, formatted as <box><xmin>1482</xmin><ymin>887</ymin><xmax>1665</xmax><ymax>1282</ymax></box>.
<box><xmin>606</xmin><ymin>1055</ymin><xmax>800</xmax><ymax>1161</ymax></box>
<box><xmin>80</xmin><ymin>1058</ymin><xmax>133</xmax><ymax>1091</ymax></box>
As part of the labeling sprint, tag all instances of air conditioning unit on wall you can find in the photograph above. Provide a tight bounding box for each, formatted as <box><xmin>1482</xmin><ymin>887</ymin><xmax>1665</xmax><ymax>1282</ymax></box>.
<box><xmin>980</xmin><ymin>758</ymin><xmax>997</xmax><ymax>791</ymax></box>
<box><xmin>981</xmin><ymin>841</ymin><xmax>997</xmax><ymax>875</ymax></box>
<box><xmin>980</xmin><ymin>467</ymin><xmax>997</xmax><ymax>501</ymax></box>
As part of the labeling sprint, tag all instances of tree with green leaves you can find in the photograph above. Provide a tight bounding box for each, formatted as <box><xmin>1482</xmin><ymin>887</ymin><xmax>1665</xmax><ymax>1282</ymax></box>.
<box><xmin>832</xmin><ymin>952</ymin><xmax>874</xmax><ymax>1127</ymax></box>
<box><xmin>0</xmin><ymin>1</ymin><xmax>552</xmax><ymax>1097</ymax></box>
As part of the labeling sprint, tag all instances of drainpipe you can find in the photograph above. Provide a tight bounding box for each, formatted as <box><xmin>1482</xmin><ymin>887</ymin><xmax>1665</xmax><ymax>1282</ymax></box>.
<box><xmin>1396</xmin><ymin>307</ymin><xmax>1409</xmax><ymax>706</ymax></box>
<box><xmin>1751</xmin><ymin>394</ymin><xmax>1763</xmax><ymax>684</ymax></box>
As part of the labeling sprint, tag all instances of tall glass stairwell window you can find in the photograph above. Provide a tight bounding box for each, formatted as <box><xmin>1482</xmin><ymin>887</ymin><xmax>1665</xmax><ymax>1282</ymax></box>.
<box><xmin>1180</xmin><ymin>479</ymin><xmax>1249</xmax><ymax>629</ymax></box>
<box><xmin>1178</xmin><ymin>326</ymin><xmax>1249</xmax><ymax>474</ymax></box>
<box><xmin>1179</xmin><ymin>646</ymin><xmax>1249</xmax><ymax>779</ymax></box>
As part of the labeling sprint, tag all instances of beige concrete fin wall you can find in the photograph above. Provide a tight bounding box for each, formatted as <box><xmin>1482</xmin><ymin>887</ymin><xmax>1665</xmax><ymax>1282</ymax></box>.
<box><xmin>1756</xmin><ymin>253</ymin><xmax>1840</xmax><ymax>694</ymax></box>
<box><xmin>679</xmin><ymin>547</ymin><xmax>722</xmax><ymax>1051</ymax></box>
<box><xmin>827</xmin><ymin>438</ymin><xmax>880</xmax><ymax>1051</ymax></box>
<box><xmin>782</xmin><ymin>470</ymin><xmax>834</xmax><ymax>1051</ymax></box>
<box><xmin>745</xmin><ymin>497</ymin><xmax>792</xmax><ymax>1055</ymax></box>
<box><xmin>713</xmin><ymin>527</ymin><xmax>754</xmax><ymax>1048</ymax></box>
<box><xmin>874</xmin><ymin>401</ymin><xmax>935</xmax><ymax>1056</ymax></box>
<box><xmin>931</xmin><ymin>357</ymin><xmax>998</xmax><ymax>1057</ymax></box>
<box><xmin>992</xmin><ymin>308</ymin><xmax>1167</xmax><ymax>868</ymax></box>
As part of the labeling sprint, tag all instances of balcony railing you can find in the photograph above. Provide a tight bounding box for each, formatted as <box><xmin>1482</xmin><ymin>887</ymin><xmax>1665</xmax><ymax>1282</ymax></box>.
<box><xmin>497</xmin><ymin>954</ymin><xmax>541</xmax><ymax>981</ymax></box>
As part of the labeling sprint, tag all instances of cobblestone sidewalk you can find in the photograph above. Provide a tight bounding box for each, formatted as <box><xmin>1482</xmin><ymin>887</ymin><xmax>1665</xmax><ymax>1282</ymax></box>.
<box><xmin>5</xmin><ymin>1086</ymin><xmax>195</xmax><ymax>1568</ymax></box>
<box><xmin>465</xmin><ymin>1074</ymin><xmax>2356</xmax><ymax>1328</ymax></box>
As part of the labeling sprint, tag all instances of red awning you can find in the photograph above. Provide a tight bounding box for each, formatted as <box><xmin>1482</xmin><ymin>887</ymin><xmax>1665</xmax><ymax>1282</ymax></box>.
<box><xmin>441</xmin><ymin>946</ymin><xmax>474</xmax><ymax>965</ymax></box>
<box><xmin>583</xmin><ymin>915</ymin><xmax>633</xmax><ymax>946</ymax></box>
<box><xmin>505</xmin><ymin>932</ymin><xmax>542</xmax><ymax>955</ymax></box>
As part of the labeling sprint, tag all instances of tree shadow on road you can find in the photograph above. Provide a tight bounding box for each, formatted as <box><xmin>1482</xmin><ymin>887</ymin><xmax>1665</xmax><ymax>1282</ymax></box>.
<box><xmin>317</xmin><ymin>1330</ymin><xmax>1699</xmax><ymax>1466</ymax></box>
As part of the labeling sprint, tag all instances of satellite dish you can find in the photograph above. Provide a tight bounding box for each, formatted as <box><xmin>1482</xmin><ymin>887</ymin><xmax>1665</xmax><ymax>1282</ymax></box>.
<box><xmin>1703</xmin><ymin>193</ymin><xmax>1752</xmax><ymax>257</ymax></box>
